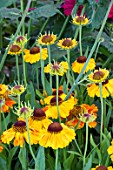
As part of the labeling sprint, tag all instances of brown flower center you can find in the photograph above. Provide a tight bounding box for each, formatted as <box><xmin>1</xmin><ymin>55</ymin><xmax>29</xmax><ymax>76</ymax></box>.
<box><xmin>50</xmin><ymin>96</ymin><xmax>63</xmax><ymax>106</ymax></box>
<box><xmin>52</xmin><ymin>90</ymin><xmax>63</xmax><ymax>96</ymax></box>
<box><xmin>77</xmin><ymin>56</ymin><xmax>87</xmax><ymax>63</ymax></box>
<box><xmin>93</xmin><ymin>71</ymin><xmax>105</xmax><ymax>80</ymax></box>
<box><xmin>52</xmin><ymin>63</ymin><xmax>60</xmax><ymax>71</ymax></box>
<box><xmin>13</xmin><ymin>120</ymin><xmax>26</xmax><ymax>133</ymax></box>
<box><xmin>30</xmin><ymin>47</ymin><xmax>40</xmax><ymax>54</ymax></box>
<box><xmin>62</xmin><ymin>39</ymin><xmax>73</xmax><ymax>47</ymax></box>
<box><xmin>42</xmin><ymin>35</ymin><xmax>53</xmax><ymax>43</ymax></box>
<box><xmin>32</xmin><ymin>108</ymin><xmax>46</xmax><ymax>120</ymax></box>
<box><xmin>48</xmin><ymin>122</ymin><xmax>63</xmax><ymax>132</ymax></box>
<box><xmin>16</xmin><ymin>36</ymin><xmax>25</xmax><ymax>42</ymax></box>
<box><xmin>96</xmin><ymin>166</ymin><xmax>108</xmax><ymax>170</ymax></box>
<box><xmin>71</xmin><ymin>105</ymin><xmax>84</xmax><ymax>118</ymax></box>
<box><xmin>76</xmin><ymin>16</ymin><xmax>85</xmax><ymax>23</ymax></box>
<box><xmin>10</xmin><ymin>45</ymin><xmax>21</xmax><ymax>52</ymax></box>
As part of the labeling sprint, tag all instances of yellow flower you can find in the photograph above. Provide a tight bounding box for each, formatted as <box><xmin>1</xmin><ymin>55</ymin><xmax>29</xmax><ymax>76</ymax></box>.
<box><xmin>8</xmin><ymin>44</ymin><xmax>22</xmax><ymax>55</ymax></box>
<box><xmin>38</xmin><ymin>122</ymin><xmax>76</xmax><ymax>149</ymax></box>
<box><xmin>28</xmin><ymin>108</ymin><xmax>52</xmax><ymax>131</ymax></box>
<box><xmin>45</xmin><ymin>95</ymin><xmax>78</xmax><ymax>119</ymax></box>
<box><xmin>37</xmin><ymin>33</ymin><xmax>57</xmax><ymax>45</ymax></box>
<box><xmin>24</xmin><ymin>47</ymin><xmax>48</xmax><ymax>64</ymax></box>
<box><xmin>41</xmin><ymin>89</ymin><xmax>67</xmax><ymax>105</ymax></box>
<box><xmin>44</xmin><ymin>61</ymin><xmax>69</xmax><ymax>76</ymax></box>
<box><xmin>0</xmin><ymin>84</ymin><xmax>8</xmax><ymax>96</ymax></box>
<box><xmin>87</xmin><ymin>79</ymin><xmax>113</xmax><ymax>98</ymax></box>
<box><xmin>72</xmin><ymin>56</ymin><xmax>95</xmax><ymax>74</ymax></box>
<box><xmin>57</xmin><ymin>38</ymin><xmax>77</xmax><ymax>50</ymax></box>
<box><xmin>107</xmin><ymin>139</ymin><xmax>113</xmax><ymax>162</ymax></box>
<box><xmin>14</xmin><ymin>102</ymin><xmax>33</xmax><ymax>118</ymax></box>
<box><xmin>14</xmin><ymin>35</ymin><xmax>27</xmax><ymax>48</ymax></box>
<box><xmin>88</xmin><ymin>68</ymin><xmax>109</xmax><ymax>83</ymax></box>
<box><xmin>10</xmin><ymin>84</ymin><xmax>26</xmax><ymax>95</ymax></box>
<box><xmin>1</xmin><ymin>120</ymin><xmax>38</xmax><ymax>147</ymax></box>
<box><xmin>91</xmin><ymin>165</ymin><xmax>113</xmax><ymax>170</ymax></box>
<box><xmin>72</xmin><ymin>16</ymin><xmax>89</xmax><ymax>26</ymax></box>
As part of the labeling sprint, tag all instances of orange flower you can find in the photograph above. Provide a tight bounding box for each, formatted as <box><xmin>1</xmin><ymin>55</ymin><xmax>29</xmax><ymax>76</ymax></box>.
<box><xmin>65</xmin><ymin>104</ymin><xmax>98</xmax><ymax>129</ymax></box>
<box><xmin>0</xmin><ymin>97</ymin><xmax>16</xmax><ymax>113</ymax></box>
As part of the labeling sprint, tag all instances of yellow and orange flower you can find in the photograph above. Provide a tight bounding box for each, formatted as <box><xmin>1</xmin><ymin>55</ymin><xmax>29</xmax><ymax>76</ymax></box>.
<box><xmin>0</xmin><ymin>97</ymin><xmax>16</xmax><ymax>113</ymax></box>
<box><xmin>28</xmin><ymin>108</ymin><xmax>52</xmax><ymax>131</ymax></box>
<box><xmin>72</xmin><ymin>16</ymin><xmax>89</xmax><ymax>26</ymax></box>
<box><xmin>38</xmin><ymin>122</ymin><xmax>76</xmax><ymax>149</ymax></box>
<box><xmin>87</xmin><ymin>79</ymin><xmax>113</xmax><ymax>98</ymax></box>
<box><xmin>1</xmin><ymin>120</ymin><xmax>38</xmax><ymax>147</ymax></box>
<box><xmin>0</xmin><ymin>84</ymin><xmax>16</xmax><ymax>113</ymax></box>
<box><xmin>37</xmin><ymin>33</ymin><xmax>57</xmax><ymax>46</ymax></box>
<box><xmin>57</xmin><ymin>38</ymin><xmax>78</xmax><ymax>50</ymax></box>
<box><xmin>72</xmin><ymin>56</ymin><xmax>95</xmax><ymax>74</ymax></box>
<box><xmin>91</xmin><ymin>165</ymin><xmax>113</xmax><ymax>170</ymax></box>
<box><xmin>24</xmin><ymin>47</ymin><xmax>48</xmax><ymax>64</ymax></box>
<box><xmin>44</xmin><ymin>61</ymin><xmax>69</xmax><ymax>76</ymax></box>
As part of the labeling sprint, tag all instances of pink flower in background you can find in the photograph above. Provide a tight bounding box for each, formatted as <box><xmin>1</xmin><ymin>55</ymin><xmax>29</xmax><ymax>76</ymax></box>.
<box><xmin>28</xmin><ymin>8</ymin><xmax>36</xmax><ymax>12</ymax></box>
<box><xmin>108</xmin><ymin>5</ymin><xmax>113</xmax><ymax>19</ymax></box>
<box><xmin>61</xmin><ymin>0</ymin><xmax>83</xmax><ymax>16</ymax></box>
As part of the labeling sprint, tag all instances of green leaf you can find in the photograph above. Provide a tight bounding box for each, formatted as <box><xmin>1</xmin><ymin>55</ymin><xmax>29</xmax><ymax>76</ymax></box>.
<box><xmin>35</xmin><ymin>146</ymin><xmax>45</xmax><ymax>170</ymax></box>
<box><xmin>29</xmin><ymin>4</ymin><xmax>61</xmax><ymax>19</ymax></box>
<box><xmin>90</xmin><ymin>135</ymin><xmax>102</xmax><ymax>163</ymax></box>
<box><xmin>63</xmin><ymin>154</ymin><xmax>74</xmax><ymax>170</ymax></box>
<box><xmin>18</xmin><ymin>146</ymin><xmax>27</xmax><ymax>170</ymax></box>
<box><xmin>27</xmin><ymin>82</ymin><xmax>35</xmax><ymax>107</ymax></box>
<box><xmin>0</xmin><ymin>7</ymin><xmax>20</xmax><ymax>20</ymax></box>
<box><xmin>0</xmin><ymin>158</ymin><xmax>7</xmax><ymax>170</ymax></box>
<box><xmin>83</xmin><ymin>154</ymin><xmax>92</xmax><ymax>170</ymax></box>
<box><xmin>7</xmin><ymin>147</ymin><xmax>18</xmax><ymax>170</ymax></box>
<box><xmin>0</xmin><ymin>0</ymin><xmax>17</xmax><ymax>8</ymax></box>
<box><xmin>36</xmin><ymin>89</ymin><xmax>44</xmax><ymax>99</ymax></box>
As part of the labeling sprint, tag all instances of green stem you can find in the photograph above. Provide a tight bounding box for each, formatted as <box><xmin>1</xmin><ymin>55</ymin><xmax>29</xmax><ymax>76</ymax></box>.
<box><xmin>56</xmin><ymin>75</ymin><xmax>61</xmax><ymax>123</ymax></box>
<box><xmin>0</xmin><ymin>0</ymin><xmax>32</xmax><ymax>71</ymax></box>
<box><xmin>40</xmin><ymin>46</ymin><xmax>46</xmax><ymax>91</ymax></box>
<box><xmin>0</xmin><ymin>20</ymin><xmax>3</xmax><ymax>48</ymax></box>
<box><xmin>22</xmin><ymin>52</ymin><xmax>27</xmax><ymax>87</ymax></box>
<box><xmin>55</xmin><ymin>149</ymin><xmax>58</xmax><ymax>170</ymax></box>
<box><xmin>36</xmin><ymin>66</ymin><xmax>39</xmax><ymax>89</ymax></box>
<box><xmin>47</xmin><ymin>45</ymin><xmax>52</xmax><ymax>91</ymax></box>
<box><xmin>99</xmin><ymin>83</ymin><xmax>104</xmax><ymax>145</ymax></box>
<box><xmin>94</xmin><ymin>41</ymin><xmax>101</xmax><ymax>60</ymax></box>
<box><xmin>65</xmin><ymin>1</ymin><xmax>113</xmax><ymax>100</ymax></box>
<box><xmin>83</xmin><ymin>123</ymin><xmax>88</xmax><ymax>167</ymax></box>
<box><xmin>57</xmin><ymin>16</ymin><xmax>70</xmax><ymax>40</ymax></box>
<box><xmin>67</xmin><ymin>49</ymin><xmax>70</xmax><ymax>91</ymax></box>
<box><xmin>16</xmin><ymin>55</ymin><xmax>20</xmax><ymax>84</ymax></box>
<box><xmin>74</xmin><ymin>139</ymin><xmax>82</xmax><ymax>155</ymax></box>
<box><xmin>20</xmin><ymin>0</ymin><xmax>25</xmax><ymax>35</ymax></box>
<box><xmin>74</xmin><ymin>27</ymin><xmax>79</xmax><ymax>39</ymax></box>
<box><xmin>79</xmin><ymin>25</ymin><xmax>82</xmax><ymax>56</ymax></box>
<box><xmin>26</xmin><ymin>118</ymin><xmax>36</xmax><ymax>162</ymax></box>
<box><xmin>18</xmin><ymin>95</ymin><xmax>20</xmax><ymax>108</ymax></box>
